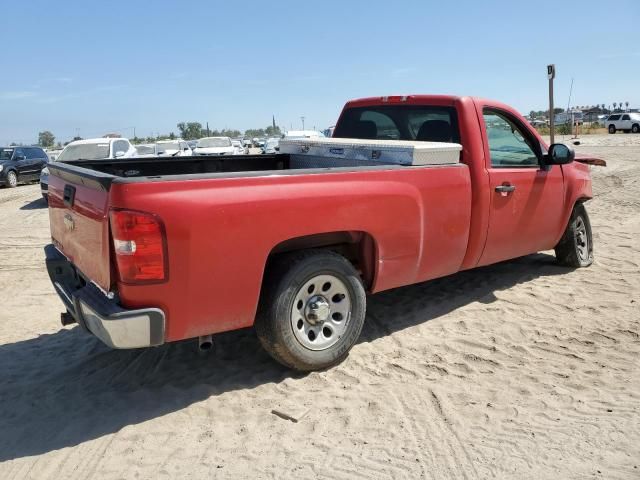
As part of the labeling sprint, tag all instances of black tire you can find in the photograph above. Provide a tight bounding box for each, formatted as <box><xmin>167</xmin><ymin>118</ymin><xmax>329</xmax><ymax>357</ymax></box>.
<box><xmin>632</xmin><ymin>124</ymin><xmax>639</xmax><ymax>134</ymax></box>
<box><xmin>608</xmin><ymin>125</ymin><xmax>616</xmax><ymax>134</ymax></box>
<box><xmin>6</xmin><ymin>170</ymin><xmax>18</xmax><ymax>188</ymax></box>
<box><xmin>255</xmin><ymin>249</ymin><xmax>366</xmax><ymax>371</ymax></box>
<box><xmin>554</xmin><ymin>203</ymin><xmax>593</xmax><ymax>268</ymax></box>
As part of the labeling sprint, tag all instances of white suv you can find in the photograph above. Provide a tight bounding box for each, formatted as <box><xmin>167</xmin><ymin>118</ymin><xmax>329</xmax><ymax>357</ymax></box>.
<box><xmin>607</xmin><ymin>113</ymin><xmax>640</xmax><ymax>134</ymax></box>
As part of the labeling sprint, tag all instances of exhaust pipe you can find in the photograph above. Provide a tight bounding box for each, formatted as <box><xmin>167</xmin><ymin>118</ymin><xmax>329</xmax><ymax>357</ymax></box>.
<box><xmin>198</xmin><ymin>335</ymin><xmax>214</xmax><ymax>352</ymax></box>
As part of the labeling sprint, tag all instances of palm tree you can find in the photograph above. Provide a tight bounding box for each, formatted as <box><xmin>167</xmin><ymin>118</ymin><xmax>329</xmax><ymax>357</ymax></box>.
<box><xmin>625</xmin><ymin>101</ymin><xmax>629</xmax><ymax>111</ymax></box>
<box><xmin>613</xmin><ymin>102</ymin><xmax>617</xmax><ymax>111</ymax></box>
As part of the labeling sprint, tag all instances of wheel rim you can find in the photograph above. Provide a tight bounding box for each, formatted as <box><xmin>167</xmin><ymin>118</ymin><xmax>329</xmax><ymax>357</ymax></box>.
<box><xmin>609</xmin><ymin>126</ymin><xmax>615</xmax><ymax>133</ymax></box>
<box><xmin>574</xmin><ymin>216</ymin><xmax>590</xmax><ymax>262</ymax></box>
<box><xmin>290</xmin><ymin>273</ymin><xmax>352</xmax><ymax>351</ymax></box>
<box><xmin>8</xmin><ymin>172</ymin><xmax>17</xmax><ymax>187</ymax></box>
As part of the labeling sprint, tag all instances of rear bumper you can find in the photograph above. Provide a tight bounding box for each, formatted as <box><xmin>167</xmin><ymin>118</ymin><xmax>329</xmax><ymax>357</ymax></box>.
<box><xmin>44</xmin><ymin>244</ymin><xmax>165</xmax><ymax>349</ymax></box>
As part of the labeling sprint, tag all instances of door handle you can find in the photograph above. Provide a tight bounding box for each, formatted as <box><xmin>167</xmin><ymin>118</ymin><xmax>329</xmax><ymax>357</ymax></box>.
<box><xmin>495</xmin><ymin>184</ymin><xmax>516</xmax><ymax>193</ymax></box>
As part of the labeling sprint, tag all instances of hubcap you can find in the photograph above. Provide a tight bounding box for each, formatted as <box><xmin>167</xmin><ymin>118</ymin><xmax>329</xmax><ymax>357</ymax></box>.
<box><xmin>574</xmin><ymin>217</ymin><xmax>589</xmax><ymax>262</ymax></box>
<box><xmin>290</xmin><ymin>274</ymin><xmax>351</xmax><ymax>351</ymax></box>
<box><xmin>8</xmin><ymin>172</ymin><xmax>16</xmax><ymax>186</ymax></box>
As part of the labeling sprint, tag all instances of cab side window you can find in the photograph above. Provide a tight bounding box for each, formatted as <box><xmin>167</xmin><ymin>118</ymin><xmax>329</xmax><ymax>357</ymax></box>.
<box><xmin>13</xmin><ymin>148</ymin><xmax>25</xmax><ymax>160</ymax></box>
<box><xmin>113</xmin><ymin>140</ymin><xmax>129</xmax><ymax>157</ymax></box>
<box><xmin>483</xmin><ymin>110</ymin><xmax>539</xmax><ymax>167</ymax></box>
<box><xmin>25</xmin><ymin>148</ymin><xmax>41</xmax><ymax>159</ymax></box>
<box><xmin>621</xmin><ymin>114</ymin><xmax>630</xmax><ymax>121</ymax></box>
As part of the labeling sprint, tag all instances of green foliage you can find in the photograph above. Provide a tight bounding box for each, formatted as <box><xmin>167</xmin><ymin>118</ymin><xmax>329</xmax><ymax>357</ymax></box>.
<box><xmin>208</xmin><ymin>129</ymin><xmax>242</xmax><ymax>138</ymax></box>
<box><xmin>176</xmin><ymin>122</ymin><xmax>203</xmax><ymax>140</ymax></box>
<box><xmin>38</xmin><ymin>130</ymin><xmax>55</xmax><ymax>148</ymax></box>
<box><xmin>265</xmin><ymin>125</ymin><xmax>281</xmax><ymax>136</ymax></box>
<box><xmin>245</xmin><ymin>125</ymin><xmax>281</xmax><ymax>138</ymax></box>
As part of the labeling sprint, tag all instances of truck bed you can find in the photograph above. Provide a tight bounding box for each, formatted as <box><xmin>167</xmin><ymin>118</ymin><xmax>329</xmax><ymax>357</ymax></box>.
<box><xmin>49</xmin><ymin>149</ymin><xmax>460</xmax><ymax>187</ymax></box>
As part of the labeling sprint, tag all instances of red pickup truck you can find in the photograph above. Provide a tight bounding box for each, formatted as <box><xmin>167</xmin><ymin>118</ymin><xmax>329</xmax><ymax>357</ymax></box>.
<box><xmin>45</xmin><ymin>95</ymin><xmax>598</xmax><ymax>371</ymax></box>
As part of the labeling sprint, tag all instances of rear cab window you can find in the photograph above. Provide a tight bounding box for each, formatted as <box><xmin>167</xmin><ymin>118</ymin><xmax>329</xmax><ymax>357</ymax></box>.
<box><xmin>334</xmin><ymin>105</ymin><xmax>460</xmax><ymax>144</ymax></box>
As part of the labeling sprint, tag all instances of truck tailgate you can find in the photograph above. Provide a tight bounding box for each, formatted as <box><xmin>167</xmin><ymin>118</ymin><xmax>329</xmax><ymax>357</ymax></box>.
<box><xmin>47</xmin><ymin>165</ymin><xmax>112</xmax><ymax>291</ymax></box>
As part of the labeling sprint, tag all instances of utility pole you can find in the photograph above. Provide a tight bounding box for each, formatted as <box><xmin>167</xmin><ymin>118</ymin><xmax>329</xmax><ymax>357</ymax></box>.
<box><xmin>547</xmin><ymin>64</ymin><xmax>555</xmax><ymax>144</ymax></box>
<box><xmin>300</xmin><ymin>116</ymin><xmax>305</xmax><ymax>130</ymax></box>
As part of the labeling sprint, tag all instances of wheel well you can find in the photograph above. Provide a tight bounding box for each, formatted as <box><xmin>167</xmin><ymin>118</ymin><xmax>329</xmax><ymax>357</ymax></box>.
<box><xmin>267</xmin><ymin>231</ymin><xmax>378</xmax><ymax>290</ymax></box>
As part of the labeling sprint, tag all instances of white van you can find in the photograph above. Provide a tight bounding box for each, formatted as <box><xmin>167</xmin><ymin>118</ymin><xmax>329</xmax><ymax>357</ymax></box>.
<box><xmin>606</xmin><ymin>113</ymin><xmax>640</xmax><ymax>134</ymax></box>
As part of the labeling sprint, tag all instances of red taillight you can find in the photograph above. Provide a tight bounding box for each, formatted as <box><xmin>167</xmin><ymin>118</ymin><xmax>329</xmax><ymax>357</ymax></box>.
<box><xmin>109</xmin><ymin>209</ymin><xmax>167</xmax><ymax>284</ymax></box>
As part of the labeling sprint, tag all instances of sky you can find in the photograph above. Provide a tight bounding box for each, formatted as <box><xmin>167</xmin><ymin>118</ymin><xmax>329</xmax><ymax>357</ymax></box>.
<box><xmin>1</xmin><ymin>0</ymin><xmax>638</xmax><ymax>145</ymax></box>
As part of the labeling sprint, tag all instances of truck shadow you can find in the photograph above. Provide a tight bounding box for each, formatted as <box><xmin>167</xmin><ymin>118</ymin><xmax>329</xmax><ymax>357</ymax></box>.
<box><xmin>19</xmin><ymin>196</ymin><xmax>47</xmax><ymax>210</ymax></box>
<box><xmin>0</xmin><ymin>253</ymin><xmax>572</xmax><ymax>461</ymax></box>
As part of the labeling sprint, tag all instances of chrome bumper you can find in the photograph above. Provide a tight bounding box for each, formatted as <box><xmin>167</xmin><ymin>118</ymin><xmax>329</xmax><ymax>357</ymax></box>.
<box><xmin>45</xmin><ymin>244</ymin><xmax>165</xmax><ymax>349</ymax></box>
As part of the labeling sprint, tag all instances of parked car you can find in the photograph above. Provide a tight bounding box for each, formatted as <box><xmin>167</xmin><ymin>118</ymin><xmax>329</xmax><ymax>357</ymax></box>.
<box><xmin>44</xmin><ymin>94</ymin><xmax>602</xmax><ymax>372</ymax></box>
<box><xmin>46</xmin><ymin>149</ymin><xmax>63</xmax><ymax>162</ymax></box>
<box><xmin>606</xmin><ymin>112</ymin><xmax>640</xmax><ymax>134</ymax></box>
<box><xmin>155</xmin><ymin>140</ymin><xmax>192</xmax><ymax>156</ymax></box>
<box><xmin>231</xmin><ymin>139</ymin><xmax>247</xmax><ymax>155</ymax></box>
<box><xmin>193</xmin><ymin>136</ymin><xmax>236</xmax><ymax>155</ymax></box>
<box><xmin>262</xmin><ymin>137</ymin><xmax>280</xmax><ymax>154</ymax></box>
<box><xmin>40</xmin><ymin>137</ymin><xmax>135</xmax><ymax>201</ymax></box>
<box><xmin>0</xmin><ymin>146</ymin><xmax>48</xmax><ymax>188</ymax></box>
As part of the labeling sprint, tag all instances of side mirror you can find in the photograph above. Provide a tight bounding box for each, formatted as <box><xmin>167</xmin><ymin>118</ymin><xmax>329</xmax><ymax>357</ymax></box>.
<box><xmin>546</xmin><ymin>143</ymin><xmax>574</xmax><ymax>165</ymax></box>
<box><xmin>114</xmin><ymin>151</ymin><xmax>126</xmax><ymax>158</ymax></box>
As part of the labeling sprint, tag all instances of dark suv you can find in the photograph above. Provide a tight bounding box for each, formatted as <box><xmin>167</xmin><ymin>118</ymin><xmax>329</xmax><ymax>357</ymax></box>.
<box><xmin>0</xmin><ymin>146</ymin><xmax>49</xmax><ymax>188</ymax></box>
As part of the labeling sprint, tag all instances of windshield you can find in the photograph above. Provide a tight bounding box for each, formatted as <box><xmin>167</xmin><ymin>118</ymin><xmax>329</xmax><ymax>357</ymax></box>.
<box><xmin>135</xmin><ymin>145</ymin><xmax>155</xmax><ymax>155</ymax></box>
<box><xmin>57</xmin><ymin>143</ymin><xmax>110</xmax><ymax>161</ymax></box>
<box><xmin>0</xmin><ymin>148</ymin><xmax>14</xmax><ymax>160</ymax></box>
<box><xmin>156</xmin><ymin>141</ymin><xmax>180</xmax><ymax>152</ymax></box>
<box><xmin>197</xmin><ymin>137</ymin><xmax>231</xmax><ymax>148</ymax></box>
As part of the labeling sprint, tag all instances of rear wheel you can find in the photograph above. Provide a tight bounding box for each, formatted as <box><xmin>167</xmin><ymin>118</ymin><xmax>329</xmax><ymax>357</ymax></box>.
<box><xmin>632</xmin><ymin>124</ymin><xmax>639</xmax><ymax>134</ymax></box>
<box><xmin>554</xmin><ymin>203</ymin><xmax>593</xmax><ymax>268</ymax></box>
<box><xmin>255</xmin><ymin>250</ymin><xmax>366</xmax><ymax>371</ymax></box>
<box><xmin>608</xmin><ymin>125</ymin><xmax>616</xmax><ymax>134</ymax></box>
<box><xmin>6</xmin><ymin>170</ymin><xmax>18</xmax><ymax>188</ymax></box>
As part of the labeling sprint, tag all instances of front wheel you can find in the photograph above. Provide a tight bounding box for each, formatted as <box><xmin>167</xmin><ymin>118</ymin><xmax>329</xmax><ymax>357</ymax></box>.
<box><xmin>554</xmin><ymin>203</ymin><xmax>593</xmax><ymax>268</ymax></box>
<box><xmin>255</xmin><ymin>250</ymin><xmax>366</xmax><ymax>371</ymax></box>
<box><xmin>6</xmin><ymin>170</ymin><xmax>18</xmax><ymax>188</ymax></box>
<box><xmin>608</xmin><ymin>125</ymin><xmax>616</xmax><ymax>134</ymax></box>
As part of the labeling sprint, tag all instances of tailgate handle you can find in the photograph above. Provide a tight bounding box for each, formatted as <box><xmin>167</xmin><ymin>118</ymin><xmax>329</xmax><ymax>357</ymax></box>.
<box><xmin>63</xmin><ymin>185</ymin><xmax>76</xmax><ymax>208</ymax></box>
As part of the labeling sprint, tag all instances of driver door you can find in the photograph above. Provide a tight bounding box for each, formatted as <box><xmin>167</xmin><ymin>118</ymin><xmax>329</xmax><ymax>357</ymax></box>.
<box><xmin>12</xmin><ymin>148</ymin><xmax>29</xmax><ymax>177</ymax></box>
<box><xmin>478</xmin><ymin>109</ymin><xmax>565</xmax><ymax>266</ymax></box>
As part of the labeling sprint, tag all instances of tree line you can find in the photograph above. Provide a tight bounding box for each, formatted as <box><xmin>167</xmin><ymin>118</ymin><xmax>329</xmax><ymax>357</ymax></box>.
<box><xmin>32</xmin><ymin>122</ymin><xmax>282</xmax><ymax>149</ymax></box>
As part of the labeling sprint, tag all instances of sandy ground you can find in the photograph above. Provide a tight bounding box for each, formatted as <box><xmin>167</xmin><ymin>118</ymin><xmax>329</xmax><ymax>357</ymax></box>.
<box><xmin>0</xmin><ymin>134</ymin><xmax>638</xmax><ymax>479</ymax></box>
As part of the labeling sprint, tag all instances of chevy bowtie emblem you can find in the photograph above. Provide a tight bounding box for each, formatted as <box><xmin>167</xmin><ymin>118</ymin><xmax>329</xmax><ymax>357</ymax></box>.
<box><xmin>63</xmin><ymin>213</ymin><xmax>75</xmax><ymax>232</ymax></box>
